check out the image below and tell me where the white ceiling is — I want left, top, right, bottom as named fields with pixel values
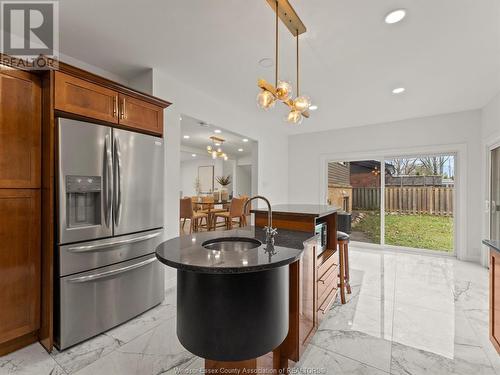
left=58, top=0, right=500, bottom=134
left=180, top=114, right=255, bottom=160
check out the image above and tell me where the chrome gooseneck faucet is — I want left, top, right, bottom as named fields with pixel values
left=243, top=195, right=278, bottom=247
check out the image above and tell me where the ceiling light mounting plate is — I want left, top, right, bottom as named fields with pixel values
left=265, top=0, right=306, bottom=36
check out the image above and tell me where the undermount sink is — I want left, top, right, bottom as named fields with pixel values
left=202, top=237, right=261, bottom=251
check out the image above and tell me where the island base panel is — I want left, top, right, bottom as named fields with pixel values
left=177, top=267, right=289, bottom=361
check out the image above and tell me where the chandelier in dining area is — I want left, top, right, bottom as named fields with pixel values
left=206, top=136, right=228, bottom=161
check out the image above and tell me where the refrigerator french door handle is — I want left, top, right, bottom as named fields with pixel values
left=67, top=257, right=156, bottom=283
left=67, top=231, right=160, bottom=253
left=113, top=133, right=123, bottom=226
left=103, top=134, right=113, bottom=227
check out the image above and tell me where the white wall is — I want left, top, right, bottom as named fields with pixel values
left=222, top=159, right=235, bottom=192
left=180, top=158, right=223, bottom=197
left=289, top=110, right=483, bottom=262
left=482, top=92, right=500, bottom=141
left=151, top=69, right=289, bottom=243
left=235, top=165, right=252, bottom=197
left=481, top=92, right=500, bottom=265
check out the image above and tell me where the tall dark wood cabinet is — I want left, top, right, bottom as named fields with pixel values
left=0, top=69, right=41, bottom=355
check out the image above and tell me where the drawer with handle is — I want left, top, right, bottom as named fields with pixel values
left=56, top=253, right=164, bottom=350
left=58, top=229, right=163, bottom=276
left=317, top=262, right=338, bottom=305
left=317, top=250, right=338, bottom=280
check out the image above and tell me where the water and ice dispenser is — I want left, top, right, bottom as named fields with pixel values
left=65, top=175, right=102, bottom=228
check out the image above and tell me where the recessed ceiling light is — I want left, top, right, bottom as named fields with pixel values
left=309, top=105, right=318, bottom=111
left=392, top=87, right=406, bottom=94
left=258, top=58, right=274, bottom=68
left=242, top=138, right=249, bottom=142
left=191, top=154, right=196, bottom=157
left=214, top=129, right=222, bottom=134
left=183, top=135, right=190, bottom=139
left=385, top=9, right=406, bottom=24
left=238, top=148, right=243, bottom=152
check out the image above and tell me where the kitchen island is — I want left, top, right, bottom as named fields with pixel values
left=251, top=204, right=340, bottom=368
left=483, top=239, right=500, bottom=354
left=156, top=226, right=303, bottom=370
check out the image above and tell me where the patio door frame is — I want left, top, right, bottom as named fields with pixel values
left=483, top=136, right=500, bottom=267
left=319, top=143, right=467, bottom=260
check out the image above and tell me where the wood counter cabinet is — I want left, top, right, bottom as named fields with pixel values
left=483, top=240, right=500, bottom=354
left=251, top=205, right=339, bottom=367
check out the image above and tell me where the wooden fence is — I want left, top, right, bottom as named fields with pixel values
left=352, top=187, right=454, bottom=216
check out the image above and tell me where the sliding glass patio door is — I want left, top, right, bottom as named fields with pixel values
left=327, top=160, right=381, bottom=245
left=326, top=153, right=456, bottom=253
left=383, top=155, right=455, bottom=253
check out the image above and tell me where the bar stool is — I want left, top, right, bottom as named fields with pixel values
left=337, top=231, right=351, bottom=304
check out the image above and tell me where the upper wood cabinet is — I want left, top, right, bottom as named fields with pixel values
left=118, top=94, right=164, bottom=135
left=54, top=71, right=167, bottom=136
left=0, top=70, right=41, bottom=188
left=0, top=189, right=41, bottom=346
left=54, top=71, right=118, bottom=124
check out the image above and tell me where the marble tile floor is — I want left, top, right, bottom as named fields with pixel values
left=1, top=247, right=498, bottom=375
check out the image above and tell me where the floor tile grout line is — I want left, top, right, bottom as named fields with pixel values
left=52, top=301, right=177, bottom=375
left=388, top=251, right=399, bottom=374
left=307, top=342, right=391, bottom=374
left=461, top=307, right=500, bottom=374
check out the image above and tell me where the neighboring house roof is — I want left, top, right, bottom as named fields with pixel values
left=350, top=160, right=395, bottom=175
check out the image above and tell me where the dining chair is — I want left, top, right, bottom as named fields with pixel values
left=180, top=197, right=208, bottom=234
left=213, top=197, right=246, bottom=230
left=191, top=196, right=200, bottom=212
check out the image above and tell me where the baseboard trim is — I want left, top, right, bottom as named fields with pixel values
left=0, top=331, right=38, bottom=356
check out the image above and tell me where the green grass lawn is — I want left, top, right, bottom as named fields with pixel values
left=353, top=212, right=454, bottom=252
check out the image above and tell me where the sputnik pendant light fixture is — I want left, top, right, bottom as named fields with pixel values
left=256, top=0, right=312, bottom=124
left=206, top=136, right=228, bottom=161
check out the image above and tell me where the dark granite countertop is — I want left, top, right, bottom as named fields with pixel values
left=155, top=226, right=304, bottom=274
left=251, top=204, right=339, bottom=218
left=483, top=239, right=500, bottom=253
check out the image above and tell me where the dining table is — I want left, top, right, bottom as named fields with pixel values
left=192, top=200, right=231, bottom=230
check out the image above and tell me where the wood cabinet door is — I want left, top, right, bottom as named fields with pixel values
left=118, top=94, right=163, bottom=136
left=54, top=71, right=118, bottom=124
left=0, top=189, right=40, bottom=344
left=0, top=70, right=41, bottom=188
left=491, top=250, right=500, bottom=353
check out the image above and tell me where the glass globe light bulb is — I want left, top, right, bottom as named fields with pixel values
left=223, top=155, right=228, bottom=161
left=293, top=96, right=311, bottom=113
left=207, top=145, right=212, bottom=152
left=217, top=148, right=221, bottom=153
left=212, top=151, right=217, bottom=159
left=287, top=109, right=303, bottom=125
left=256, top=89, right=276, bottom=110
left=276, top=80, right=293, bottom=101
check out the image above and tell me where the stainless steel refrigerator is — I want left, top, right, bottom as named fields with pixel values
left=55, top=118, right=165, bottom=350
